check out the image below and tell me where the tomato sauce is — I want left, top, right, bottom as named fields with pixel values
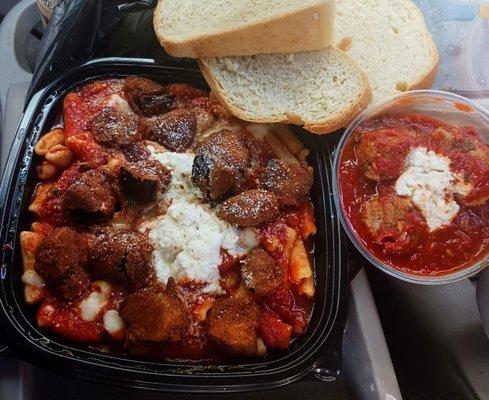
left=339, top=114, right=489, bottom=276
left=37, top=287, right=124, bottom=342
left=40, top=163, right=83, bottom=226
left=259, top=205, right=314, bottom=335
left=26, top=77, right=317, bottom=361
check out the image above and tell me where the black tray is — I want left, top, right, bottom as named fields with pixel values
left=0, top=58, right=349, bottom=393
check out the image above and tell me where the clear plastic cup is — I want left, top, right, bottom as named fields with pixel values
left=333, top=90, right=489, bottom=284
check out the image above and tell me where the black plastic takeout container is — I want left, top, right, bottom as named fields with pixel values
left=0, top=58, right=349, bottom=392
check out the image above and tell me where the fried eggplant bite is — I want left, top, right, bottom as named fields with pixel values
left=240, top=248, right=283, bottom=296
left=219, top=189, right=280, bottom=227
left=88, top=228, right=155, bottom=290
left=123, top=76, right=177, bottom=117
left=192, top=129, right=250, bottom=200
left=208, top=297, right=261, bottom=356
left=62, top=167, right=119, bottom=222
left=119, top=160, right=171, bottom=205
left=90, top=107, right=142, bottom=147
left=34, top=227, right=91, bottom=300
left=261, top=159, right=313, bottom=207
left=120, top=278, right=189, bottom=343
left=144, top=108, right=197, bottom=152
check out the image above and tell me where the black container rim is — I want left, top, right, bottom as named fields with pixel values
left=0, top=57, right=349, bottom=393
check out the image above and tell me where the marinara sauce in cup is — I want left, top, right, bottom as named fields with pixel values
left=333, top=90, right=489, bottom=284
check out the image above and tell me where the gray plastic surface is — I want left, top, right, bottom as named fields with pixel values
left=343, top=269, right=402, bottom=400
left=477, top=269, right=489, bottom=339
left=0, top=0, right=37, bottom=175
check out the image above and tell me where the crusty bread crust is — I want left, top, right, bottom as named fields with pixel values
left=198, top=51, right=372, bottom=135
left=154, top=0, right=335, bottom=58
left=405, top=4, right=440, bottom=92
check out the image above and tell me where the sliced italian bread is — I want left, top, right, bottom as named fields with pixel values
left=154, top=0, right=336, bottom=58
left=335, top=0, right=439, bottom=102
left=199, top=48, right=372, bottom=134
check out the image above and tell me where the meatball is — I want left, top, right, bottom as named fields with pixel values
left=144, top=109, right=197, bottom=152
left=119, top=160, right=171, bottom=205
left=90, top=107, right=141, bottom=147
left=34, top=227, right=91, bottom=300
left=208, top=297, right=259, bottom=356
left=356, top=128, right=419, bottom=181
left=89, top=229, right=155, bottom=290
left=241, top=248, right=283, bottom=296
left=219, top=189, right=279, bottom=227
left=123, top=77, right=176, bottom=117
left=62, top=168, right=118, bottom=222
left=362, top=190, right=426, bottom=255
left=193, top=130, right=250, bottom=200
left=261, top=159, right=313, bottom=207
left=429, top=126, right=489, bottom=206
left=120, top=278, right=188, bottom=342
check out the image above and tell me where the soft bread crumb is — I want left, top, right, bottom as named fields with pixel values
left=199, top=48, right=371, bottom=134
left=334, top=0, right=439, bottom=102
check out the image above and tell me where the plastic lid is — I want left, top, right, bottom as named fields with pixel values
left=481, top=3, right=489, bottom=19
left=416, top=0, right=489, bottom=109
left=461, top=8, right=489, bottom=93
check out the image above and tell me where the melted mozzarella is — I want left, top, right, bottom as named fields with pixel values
left=106, top=94, right=132, bottom=113
left=21, top=270, right=45, bottom=287
left=238, top=228, right=260, bottom=251
left=395, top=147, right=471, bottom=231
left=79, top=291, right=108, bottom=322
left=103, top=310, right=124, bottom=334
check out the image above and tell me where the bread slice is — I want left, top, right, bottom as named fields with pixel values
left=199, top=48, right=371, bottom=134
left=335, top=0, right=439, bottom=102
left=154, top=0, right=336, bottom=58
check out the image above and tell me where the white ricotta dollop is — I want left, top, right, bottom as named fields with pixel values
left=143, top=145, right=256, bottom=293
left=147, top=146, right=202, bottom=206
left=395, top=147, right=470, bottom=231
left=146, top=202, right=245, bottom=294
